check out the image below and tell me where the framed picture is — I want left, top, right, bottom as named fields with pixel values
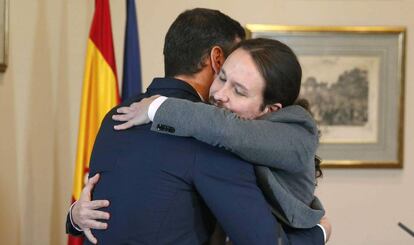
left=246, top=25, right=406, bottom=168
left=0, top=0, right=8, bottom=72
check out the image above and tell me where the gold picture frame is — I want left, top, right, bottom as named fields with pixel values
left=0, top=0, right=8, bottom=72
left=246, top=25, right=406, bottom=168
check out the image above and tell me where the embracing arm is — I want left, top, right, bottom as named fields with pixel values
left=151, top=98, right=318, bottom=172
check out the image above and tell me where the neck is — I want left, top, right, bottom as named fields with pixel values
left=174, top=73, right=212, bottom=101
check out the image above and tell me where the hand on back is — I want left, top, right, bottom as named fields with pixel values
left=71, top=173, right=110, bottom=244
left=113, top=95, right=160, bottom=130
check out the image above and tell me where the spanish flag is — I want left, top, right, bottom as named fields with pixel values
left=69, top=0, right=120, bottom=244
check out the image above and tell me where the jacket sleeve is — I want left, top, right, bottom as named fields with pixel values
left=285, top=225, right=325, bottom=245
left=65, top=212, right=83, bottom=236
left=151, top=98, right=318, bottom=173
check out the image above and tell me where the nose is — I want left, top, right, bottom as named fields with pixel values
left=212, top=86, right=229, bottom=105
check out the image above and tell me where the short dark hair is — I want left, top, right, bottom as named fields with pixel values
left=163, top=8, right=245, bottom=77
left=234, top=38, right=302, bottom=108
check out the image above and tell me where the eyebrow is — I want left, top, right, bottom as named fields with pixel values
left=221, top=68, right=248, bottom=92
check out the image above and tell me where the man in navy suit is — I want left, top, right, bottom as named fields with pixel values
left=66, top=8, right=329, bottom=245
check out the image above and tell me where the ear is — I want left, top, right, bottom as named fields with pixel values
left=264, top=103, right=283, bottom=113
left=210, top=46, right=225, bottom=74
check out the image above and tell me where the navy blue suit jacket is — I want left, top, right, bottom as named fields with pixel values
left=75, top=77, right=324, bottom=245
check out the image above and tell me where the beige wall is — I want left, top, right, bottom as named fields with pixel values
left=0, top=0, right=412, bottom=244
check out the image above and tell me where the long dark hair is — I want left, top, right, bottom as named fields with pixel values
left=294, top=98, right=323, bottom=180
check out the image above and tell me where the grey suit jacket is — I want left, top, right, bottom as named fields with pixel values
left=150, top=98, right=325, bottom=228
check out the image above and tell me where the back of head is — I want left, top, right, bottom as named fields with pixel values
left=163, top=8, right=245, bottom=77
left=234, top=38, right=302, bottom=108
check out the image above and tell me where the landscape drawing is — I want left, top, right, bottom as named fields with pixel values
left=299, top=55, right=380, bottom=143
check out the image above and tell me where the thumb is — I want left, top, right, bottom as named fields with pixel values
left=88, top=173, right=100, bottom=186
left=81, top=173, right=100, bottom=199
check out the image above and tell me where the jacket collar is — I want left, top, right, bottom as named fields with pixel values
left=146, top=77, right=202, bottom=102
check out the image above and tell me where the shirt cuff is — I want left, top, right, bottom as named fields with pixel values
left=148, top=96, right=168, bottom=121
left=316, top=224, right=327, bottom=243
left=69, top=201, right=83, bottom=232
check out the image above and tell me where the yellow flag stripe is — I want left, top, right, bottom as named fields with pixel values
left=72, top=39, right=119, bottom=200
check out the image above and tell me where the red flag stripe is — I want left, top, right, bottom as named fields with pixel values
left=90, top=0, right=118, bottom=80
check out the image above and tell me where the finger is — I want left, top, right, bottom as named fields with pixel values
left=85, top=219, right=108, bottom=230
left=83, top=174, right=100, bottom=194
left=88, top=173, right=100, bottom=185
left=81, top=176, right=100, bottom=199
left=114, top=121, right=135, bottom=130
left=112, top=113, right=134, bottom=122
left=80, top=188, right=93, bottom=201
left=116, top=106, right=131, bottom=114
left=112, top=114, right=123, bottom=121
left=87, top=199, right=110, bottom=209
left=130, top=102, right=140, bottom=108
left=84, top=229, right=98, bottom=244
left=86, top=210, right=111, bottom=220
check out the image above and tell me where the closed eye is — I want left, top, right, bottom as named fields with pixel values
left=234, top=87, right=246, bottom=96
left=219, top=69, right=227, bottom=82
